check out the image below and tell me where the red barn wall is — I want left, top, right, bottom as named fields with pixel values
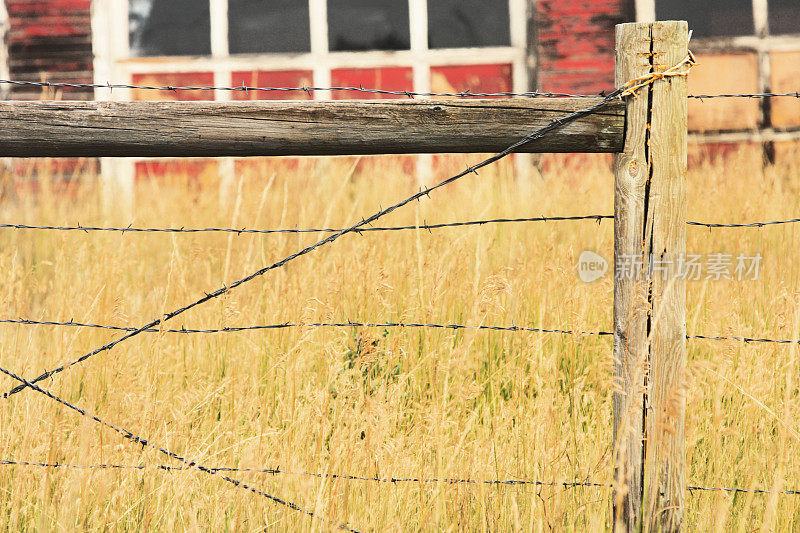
left=2, top=0, right=627, bottom=99
left=534, top=0, right=627, bottom=94
left=6, top=0, right=94, bottom=100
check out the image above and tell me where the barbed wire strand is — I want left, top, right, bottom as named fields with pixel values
left=0, top=365, right=358, bottom=532
left=689, top=92, right=800, bottom=99
left=686, top=218, right=800, bottom=228
left=4, top=317, right=799, bottom=345
left=4, top=216, right=800, bottom=236
left=0, top=78, right=597, bottom=98
left=685, top=485, right=800, bottom=495
left=0, top=318, right=604, bottom=337
left=1, top=89, right=625, bottom=401
left=2, top=459, right=798, bottom=496
left=1, top=78, right=797, bottom=100
left=0, top=459, right=604, bottom=488
left=689, top=333, right=800, bottom=344
left=0, top=216, right=613, bottom=236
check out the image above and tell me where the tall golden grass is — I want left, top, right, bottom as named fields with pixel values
left=0, top=147, right=798, bottom=530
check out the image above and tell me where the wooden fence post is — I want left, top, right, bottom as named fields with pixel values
left=613, top=21, right=688, bottom=532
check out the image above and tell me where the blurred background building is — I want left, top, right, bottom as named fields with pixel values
left=0, top=0, right=799, bottom=163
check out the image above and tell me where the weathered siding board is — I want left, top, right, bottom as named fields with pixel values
left=6, top=0, right=93, bottom=100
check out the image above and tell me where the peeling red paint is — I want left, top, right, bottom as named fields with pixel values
left=134, top=160, right=220, bottom=183
left=131, top=72, right=215, bottom=101
left=331, top=67, right=413, bottom=99
left=430, top=64, right=512, bottom=96
left=535, top=0, right=623, bottom=94
left=231, top=70, right=314, bottom=100
left=6, top=0, right=93, bottom=100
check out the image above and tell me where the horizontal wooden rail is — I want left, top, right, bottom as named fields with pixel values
left=0, top=98, right=624, bottom=158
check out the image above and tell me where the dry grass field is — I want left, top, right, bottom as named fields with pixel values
left=0, top=147, right=799, bottom=531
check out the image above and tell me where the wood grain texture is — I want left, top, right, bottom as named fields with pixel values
left=0, top=98, right=624, bottom=158
left=642, top=20, right=688, bottom=533
left=613, top=21, right=688, bottom=533
left=612, top=22, right=652, bottom=533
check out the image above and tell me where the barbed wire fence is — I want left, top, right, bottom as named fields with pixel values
left=1, top=78, right=799, bottom=100
left=2, top=215, right=800, bottom=235
left=2, top=317, right=800, bottom=345
left=3, top=458, right=800, bottom=496
left=0, top=72, right=799, bottom=528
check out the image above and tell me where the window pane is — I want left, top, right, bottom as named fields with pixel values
left=431, top=64, right=512, bottom=96
left=655, top=0, right=753, bottom=38
left=769, top=0, right=800, bottom=35
left=428, top=0, right=510, bottom=49
left=229, top=0, right=311, bottom=54
left=327, top=0, right=409, bottom=51
left=331, top=67, right=413, bottom=98
left=231, top=70, right=314, bottom=99
left=131, top=72, right=215, bottom=100
left=129, top=0, right=210, bottom=56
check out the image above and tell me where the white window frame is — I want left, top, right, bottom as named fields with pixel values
left=0, top=0, right=9, bottom=100
left=91, top=0, right=530, bottom=200
left=92, top=0, right=529, bottom=102
left=635, top=0, right=800, bottom=48
left=637, top=0, right=800, bottom=144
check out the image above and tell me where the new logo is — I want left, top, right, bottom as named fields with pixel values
left=577, top=250, right=608, bottom=283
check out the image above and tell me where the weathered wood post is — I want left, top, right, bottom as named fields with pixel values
left=613, top=21, right=688, bottom=532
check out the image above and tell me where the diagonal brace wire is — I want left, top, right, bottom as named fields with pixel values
left=0, top=364, right=359, bottom=532
left=1, top=89, right=625, bottom=400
